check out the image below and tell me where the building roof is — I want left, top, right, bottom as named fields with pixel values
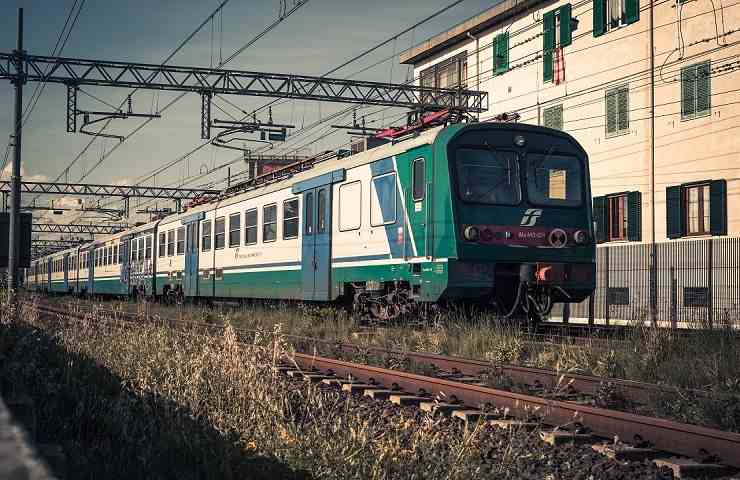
left=399, top=0, right=546, bottom=65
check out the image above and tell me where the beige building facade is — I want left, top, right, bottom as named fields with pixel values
left=401, top=0, right=740, bottom=244
left=400, top=0, right=740, bottom=325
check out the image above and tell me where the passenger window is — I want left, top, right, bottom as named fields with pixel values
left=167, top=230, right=175, bottom=256
left=215, top=217, right=225, bottom=249
left=159, top=233, right=166, bottom=257
left=263, top=204, right=277, bottom=242
left=145, top=236, right=152, bottom=260
left=229, top=213, right=241, bottom=247
left=339, top=181, right=362, bottom=231
left=283, top=199, right=299, bottom=239
left=305, top=192, right=314, bottom=235
left=412, top=158, right=425, bottom=201
left=371, top=173, right=397, bottom=226
left=245, top=209, right=258, bottom=245
left=317, top=189, right=327, bottom=233
left=176, top=227, right=185, bottom=255
left=138, top=238, right=145, bottom=261
left=201, top=220, right=212, bottom=251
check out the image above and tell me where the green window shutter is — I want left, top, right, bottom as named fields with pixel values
left=543, top=10, right=555, bottom=82
left=627, top=191, right=642, bottom=241
left=624, top=0, right=640, bottom=24
left=593, top=0, right=606, bottom=37
left=681, top=66, right=696, bottom=119
left=617, top=87, right=629, bottom=132
left=709, top=179, right=727, bottom=236
left=605, top=90, right=617, bottom=135
left=559, top=4, right=573, bottom=46
left=495, top=32, right=509, bottom=74
left=666, top=185, right=685, bottom=239
left=593, top=196, right=607, bottom=243
left=696, top=61, right=711, bottom=115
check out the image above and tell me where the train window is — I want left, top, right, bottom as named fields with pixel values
left=167, top=230, right=175, bottom=256
left=371, top=173, right=397, bottom=226
left=158, top=233, right=166, bottom=258
left=526, top=153, right=582, bottom=207
left=145, top=236, right=152, bottom=260
left=339, top=181, right=362, bottom=231
left=229, top=213, right=241, bottom=247
left=176, top=227, right=185, bottom=255
left=412, top=158, right=425, bottom=201
left=317, top=189, right=327, bottom=233
left=456, top=149, right=521, bottom=205
left=114, top=245, right=119, bottom=265
left=245, top=209, right=258, bottom=245
left=109, top=246, right=114, bottom=265
left=215, top=217, right=225, bottom=249
left=283, top=199, right=299, bottom=239
left=305, top=192, right=314, bottom=235
left=202, top=219, right=212, bottom=251
left=263, top=204, right=277, bottom=242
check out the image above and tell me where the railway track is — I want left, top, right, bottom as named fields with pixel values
left=25, top=298, right=740, bottom=476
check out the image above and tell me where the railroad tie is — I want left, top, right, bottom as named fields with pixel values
left=653, top=458, right=736, bottom=479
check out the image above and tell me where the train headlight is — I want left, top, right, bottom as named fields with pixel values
left=513, top=135, right=526, bottom=147
left=463, top=226, right=480, bottom=242
left=573, top=230, right=589, bottom=245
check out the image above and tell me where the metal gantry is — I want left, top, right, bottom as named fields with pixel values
left=0, top=181, right=220, bottom=200
left=0, top=53, right=489, bottom=113
left=33, top=223, right=127, bottom=235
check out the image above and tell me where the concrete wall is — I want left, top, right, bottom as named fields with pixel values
left=408, top=0, right=740, bottom=243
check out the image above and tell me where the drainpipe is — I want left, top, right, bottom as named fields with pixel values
left=467, top=31, right=481, bottom=121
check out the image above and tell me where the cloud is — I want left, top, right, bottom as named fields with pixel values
left=1, top=162, right=50, bottom=183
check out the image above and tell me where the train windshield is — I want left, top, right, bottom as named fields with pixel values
left=526, top=152, right=583, bottom=207
left=456, top=148, right=521, bottom=205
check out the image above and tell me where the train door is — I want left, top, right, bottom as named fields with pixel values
left=301, top=185, right=332, bottom=301
left=63, top=254, right=69, bottom=292
left=398, top=148, right=431, bottom=264
left=87, top=248, right=95, bottom=295
left=183, top=221, right=199, bottom=297
left=120, top=236, right=130, bottom=294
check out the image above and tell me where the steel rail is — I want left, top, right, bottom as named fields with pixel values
left=292, top=352, right=740, bottom=468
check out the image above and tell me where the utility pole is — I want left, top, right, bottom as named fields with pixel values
left=649, top=0, right=657, bottom=326
left=7, top=8, right=24, bottom=306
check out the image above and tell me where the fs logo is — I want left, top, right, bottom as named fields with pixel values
left=520, top=208, right=543, bottom=227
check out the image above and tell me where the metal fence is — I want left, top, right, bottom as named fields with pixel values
left=555, top=236, right=740, bottom=329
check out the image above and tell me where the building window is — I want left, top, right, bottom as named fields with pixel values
left=607, top=287, right=630, bottom=305
left=245, top=209, right=258, bottom=245
left=606, top=86, right=629, bottom=137
left=283, top=199, right=299, bottom=239
left=667, top=180, right=726, bottom=239
left=145, top=236, right=152, bottom=260
left=681, top=62, right=711, bottom=120
left=685, top=183, right=710, bottom=236
left=542, top=4, right=572, bottom=83
left=593, top=191, right=641, bottom=243
left=420, top=51, right=468, bottom=89
left=229, top=213, right=241, bottom=247
left=176, top=227, right=185, bottom=255
left=215, top=217, right=225, bottom=249
left=167, top=230, right=175, bottom=256
left=684, top=287, right=709, bottom=307
left=263, top=204, right=277, bottom=242
left=608, top=194, right=627, bottom=241
left=412, top=158, right=425, bottom=201
left=593, top=0, right=639, bottom=37
left=493, top=32, right=509, bottom=75
left=543, top=104, right=563, bottom=130
left=201, top=219, right=212, bottom=252
left=158, top=233, right=166, bottom=258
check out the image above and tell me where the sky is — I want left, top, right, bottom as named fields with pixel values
left=0, top=0, right=496, bottom=229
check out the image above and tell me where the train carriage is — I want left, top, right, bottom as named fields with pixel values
left=31, top=121, right=596, bottom=321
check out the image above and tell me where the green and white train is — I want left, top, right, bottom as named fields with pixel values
left=27, top=122, right=596, bottom=320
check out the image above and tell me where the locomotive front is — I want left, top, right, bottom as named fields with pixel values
left=440, top=123, right=596, bottom=321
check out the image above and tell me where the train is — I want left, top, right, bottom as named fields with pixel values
left=27, top=121, right=596, bottom=321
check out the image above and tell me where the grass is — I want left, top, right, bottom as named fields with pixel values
left=40, top=294, right=740, bottom=432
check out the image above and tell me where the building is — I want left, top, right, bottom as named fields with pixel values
left=399, top=0, right=740, bottom=326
